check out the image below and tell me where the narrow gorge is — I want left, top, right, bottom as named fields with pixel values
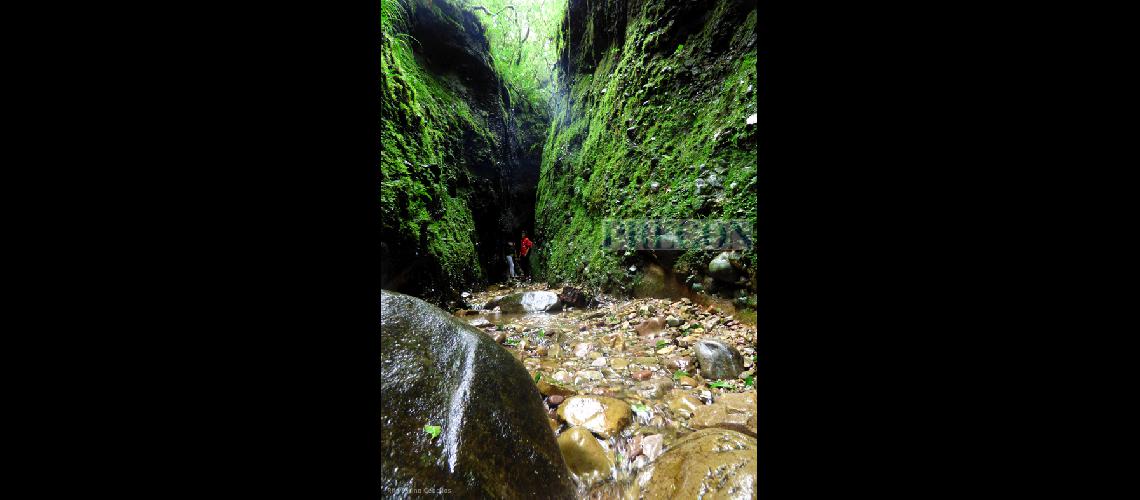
left=381, top=0, right=759, bottom=497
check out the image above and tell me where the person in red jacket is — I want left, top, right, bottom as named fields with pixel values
left=519, top=231, right=534, bottom=279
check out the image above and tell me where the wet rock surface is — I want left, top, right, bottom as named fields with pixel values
left=638, top=428, right=758, bottom=499
left=691, top=391, right=757, bottom=437
left=379, top=290, right=575, bottom=499
left=557, top=427, right=614, bottom=478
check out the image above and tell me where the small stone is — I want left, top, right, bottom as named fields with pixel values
left=468, top=318, right=492, bottom=328
left=493, top=332, right=507, bottom=344
left=592, top=357, right=608, bottom=367
left=678, top=376, right=699, bottom=387
left=577, top=370, right=604, bottom=381
left=655, top=345, right=675, bottom=355
left=640, top=434, right=665, bottom=461
left=574, top=343, right=592, bottom=358
left=632, top=370, right=652, bottom=381
left=548, top=345, right=562, bottom=358
left=610, top=358, right=629, bottom=369
left=665, top=315, right=682, bottom=327
left=548, top=394, right=565, bottom=406
left=589, top=351, right=602, bottom=360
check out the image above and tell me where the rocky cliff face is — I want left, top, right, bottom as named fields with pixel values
left=380, top=0, right=547, bottom=304
left=534, top=0, right=758, bottom=303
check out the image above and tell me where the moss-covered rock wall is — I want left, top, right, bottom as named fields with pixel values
left=381, top=0, right=548, bottom=304
left=534, top=0, right=758, bottom=300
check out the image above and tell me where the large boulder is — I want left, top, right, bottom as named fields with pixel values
left=694, top=338, right=746, bottom=380
left=380, top=290, right=575, bottom=499
left=637, top=428, right=758, bottom=499
left=488, top=291, right=562, bottom=313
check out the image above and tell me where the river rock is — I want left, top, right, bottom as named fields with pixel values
left=640, top=433, right=665, bottom=461
left=491, top=291, right=563, bottom=313
left=690, top=391, right=757, bottom=437
left=557, top=427, right=613, bottom=477
left=635, top=317, right=666, bottom=336
left=694, top=338, right=745, bottom=380
left=637, top=428, right=758, bottom=499
left=667, top=392, right=703, bottom=418
left=556, top=396, right=632, bottom=438
left=707, top=252, right=739, bottom=283
left=379, top=290, right=574, bottom=499
left=468, top=317, right=491, bottom=328
left=537, top=379, right=578, bottom=397
left=558, top=286, right=592, bottom=308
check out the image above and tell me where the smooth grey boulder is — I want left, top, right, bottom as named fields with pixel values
left=693, top=338, right=745, bottom=380
left=380, top=290, right=575, bottom=499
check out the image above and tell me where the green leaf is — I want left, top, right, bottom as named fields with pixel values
left=709, top=380, right=734, bottom=389
left=534, top=372, right=542, bottom=383
left=631, top=403, right=649, bottom=414
left=423, top=425, right=442, bottom=439
left=656, top=340, right=666, bottom=349
left=744, top=375, right=754, bottom=388
left=537, top=329, right=545, bottom=339
left=506, top=338, right=519, bottom=345
left=673, top=369, right=688, bottom=380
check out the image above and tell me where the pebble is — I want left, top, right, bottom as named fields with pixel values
left=632, top=370, right=652, bottom=381
left=574, top=343, right=592, bottom=358
left=591, top=357, right=608, bottom=367
left=548, top=394, right=565, bottom=406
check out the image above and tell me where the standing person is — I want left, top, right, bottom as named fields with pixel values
left=519, top=231, right=534, bottom=280
left=505, top=241, right=517, bottom=280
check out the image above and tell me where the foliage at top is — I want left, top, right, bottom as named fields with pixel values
left=460, top=0, right=564, bottom=107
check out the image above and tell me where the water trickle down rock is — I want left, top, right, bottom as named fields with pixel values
left=379, top=290, right=575, bottom=499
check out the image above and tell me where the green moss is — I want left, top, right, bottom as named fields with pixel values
left=381, top=0, right=511, bottom=299
left=534, top=0, right=758, bottom=295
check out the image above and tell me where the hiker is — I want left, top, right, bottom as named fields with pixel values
left=519, top=231, right=534, bottom=279
left=506, top=241, right=518, bottom=279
